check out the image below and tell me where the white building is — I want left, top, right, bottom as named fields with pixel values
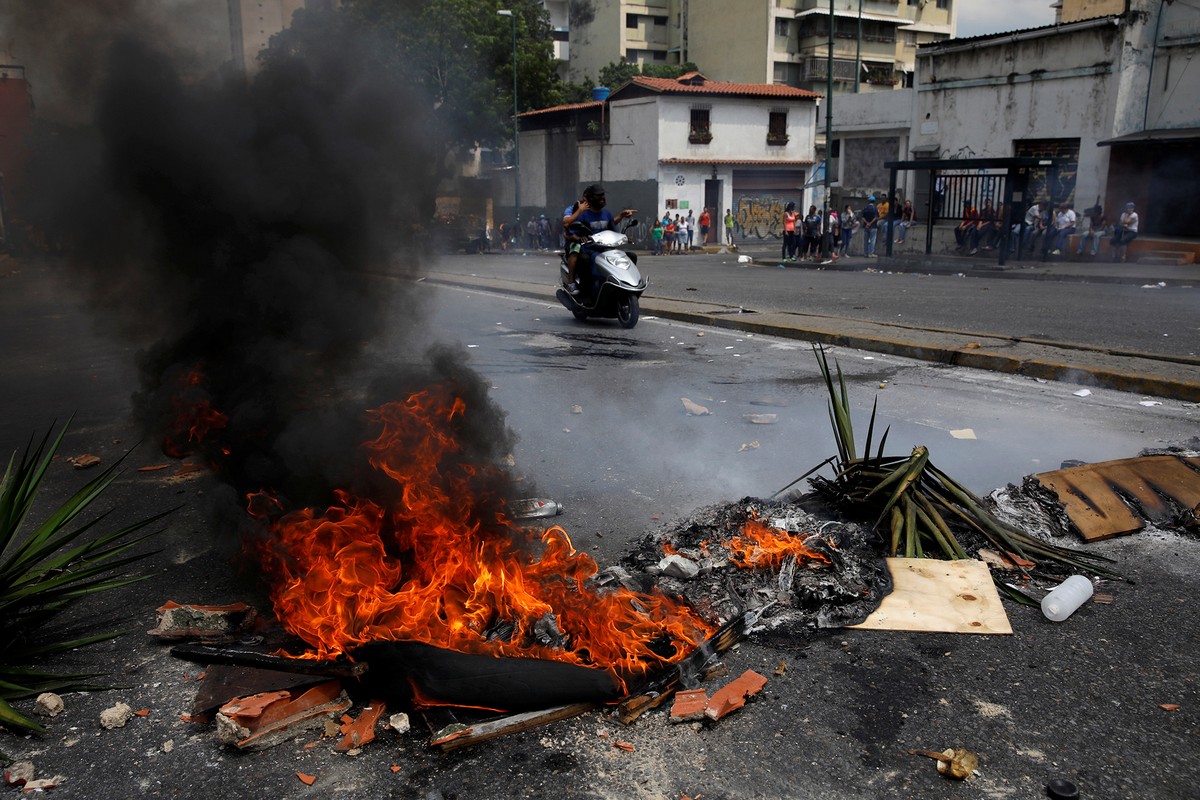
left=504, top=73, right=821, bottom=244
left=827, top=0, right=1200, bottom=239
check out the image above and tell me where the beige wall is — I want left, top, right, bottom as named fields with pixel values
left=1059, top=0, right=1127, bottom=24
left=687, top=0, right=771, bottom=82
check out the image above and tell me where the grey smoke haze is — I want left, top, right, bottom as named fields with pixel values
left=11, top=2, right=519, bottom=517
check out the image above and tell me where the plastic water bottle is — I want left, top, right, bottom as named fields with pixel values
left=511, top=498, right=563, bottom=519
left=1041, top=575, right=1094, bottom=622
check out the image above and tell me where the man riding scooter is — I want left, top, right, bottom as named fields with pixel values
left=561, top=184, right=636, bottom=295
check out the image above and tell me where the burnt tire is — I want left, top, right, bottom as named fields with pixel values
left=616, top=294, right=639, bottom=328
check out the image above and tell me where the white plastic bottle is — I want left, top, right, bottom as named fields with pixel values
left=1041, top=575, right=1094, bottom=622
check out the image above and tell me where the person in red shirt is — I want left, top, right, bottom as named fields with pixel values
left=954, top=200, right=979, bottom=255
left=699, top=208, right=711, bottom=244
left=664, top=217, right=676, bottom=256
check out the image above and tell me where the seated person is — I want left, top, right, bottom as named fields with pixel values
left=954, top=200, right=978, bottom=254
left=561, top=184, right=636, bottom=294
left=1075, top=205, right=1109, bottom=257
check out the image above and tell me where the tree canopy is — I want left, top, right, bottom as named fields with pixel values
left=594, top=60, right=701, bottom=92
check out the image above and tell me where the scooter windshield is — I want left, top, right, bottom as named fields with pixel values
left=589, top=230, right=628, bottom=247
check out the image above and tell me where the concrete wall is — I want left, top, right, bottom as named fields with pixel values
left=913, top=20, right=1126, bottom=206
left=1142, top=2, right=1200, bottom=131
left=686, top=0, right=771, bottom=83
left=829, top=89, right=914, bottom=202
left=568, top=0, right=623, bottom=83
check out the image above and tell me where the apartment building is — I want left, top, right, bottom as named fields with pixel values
left=569, top=0, right=956, bottom=93
left=228, top=0, right=339, bottom=74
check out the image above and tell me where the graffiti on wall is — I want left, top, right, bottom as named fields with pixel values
left=1015, top=139, right=1080, bottom=206
left=734, top=195, right=790, bottom=240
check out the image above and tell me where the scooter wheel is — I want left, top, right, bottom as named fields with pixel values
left=571, top=306, right=589, bottom=322
left=616, top=294, right=639, bottom=329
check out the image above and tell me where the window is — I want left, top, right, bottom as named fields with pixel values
left=767, top=111, right=788, bottom=146
left=937, top=0, right=948, bottom=7
left=775, top=19, right=790, bottom=38
left=626, top=13, right=638, bottom=28
left=652, top=49, right=666, bottom=61
left=903, top=31, right=917, bottom=46
left=652, top=15, right=668, bottom=25
left=689, top=108, right=711, bottom=144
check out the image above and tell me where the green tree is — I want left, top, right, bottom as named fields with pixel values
left=596, top=59, right=701, bottom=91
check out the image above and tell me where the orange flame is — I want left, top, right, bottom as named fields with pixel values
left=726, top=517, right=832, bottom=570
left=162, top=366, right=228, bottom=458
left=255, top=385, right=713, bottom=689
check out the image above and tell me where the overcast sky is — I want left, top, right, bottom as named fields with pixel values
left=956, top=0, right=1058, bottom=38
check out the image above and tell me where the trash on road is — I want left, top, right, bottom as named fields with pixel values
left=949, top=428, right=976, bottom=439
left=743, top=414, right=777, bottom=424
left=1041, top=575, right=1094, bottom=622
left=511, top=498, right=564, bottom=519
left=681, top=398, right=711, bottom=416
left=908, top=746, right=979, bottom=780
left=1073, top=389, right=1092, bottom=397
left=66, top=453, right=101, bottom=469
left=849, top=559, right=1011, bottom=635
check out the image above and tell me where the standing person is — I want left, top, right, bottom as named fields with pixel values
left=685, top=209, right=695, bottom=249
left=1075, top=204, right=1109, bottom=257
left=826, top=206, right=840, bottom=260
left=894, top=199, right=916, bottom=244
left=677, top=213, right=689, bottom=253
left=664, top=215, right=676, bottom=255
left=801, top=205, right=822, bottom=261
left=1110, top=202, right=1139, bottom=262
left=724, top=208, right=735, bottom=245
left=781, top=201, right=799, bottom=262
left=933, top=174, right=946, bottom=223
left=840, top=203, right=856, bottom=257
left=651, top=218, right=664, bottom=255
left=699, top=207, right=711, bottom=244
left=1049, top=202, right=1076, bottom=255
left=860, top=196, right=879, bottom=257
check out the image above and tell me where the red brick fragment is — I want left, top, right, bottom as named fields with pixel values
left=669, top=689, right=709, bottom=723
left=134, top=709, right=150, bottom=717
left=336, top=700, right=388, bottom=751
left=705, top=670, right=768, bottom=721
left=147, top=601, right=258, bottom=642
left=613, top=741, right=635, bottom=752
left=217, top=681, right=351, bottom=750
left=296, top=773, right=316, bottom=786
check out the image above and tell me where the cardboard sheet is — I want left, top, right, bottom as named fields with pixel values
left=848, top=558, right=1012, bottom=635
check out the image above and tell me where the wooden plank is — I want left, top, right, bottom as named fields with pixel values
left=848, top=558, right=1011, bottom=635
left=431, top=703, right=596, bottom=751
left=1036, top=455, right=1200, bottom=541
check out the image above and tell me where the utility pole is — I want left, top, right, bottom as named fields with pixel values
left=498, top=9, right=520, bottom=234
left=824, top=0, right=834, bottom=257
left=855, top=0, right=863, bottom=93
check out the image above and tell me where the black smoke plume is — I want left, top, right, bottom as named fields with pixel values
left=15, top=6, right=517, bottom=512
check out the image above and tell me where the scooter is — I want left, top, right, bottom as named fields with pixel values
left=556, top=220, right=647, bottom=329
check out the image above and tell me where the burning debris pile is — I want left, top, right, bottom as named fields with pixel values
left=619, top=499, right=892, bottom=632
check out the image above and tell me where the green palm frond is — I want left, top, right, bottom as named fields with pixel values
left=793, top=346, right=1122, bottom=585
left=0, top=420, right=172, bottom=733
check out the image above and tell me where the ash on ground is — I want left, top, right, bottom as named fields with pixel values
left=611, top=498, right=892, bottom=632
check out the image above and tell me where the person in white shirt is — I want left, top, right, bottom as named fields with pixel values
left=1110, top=202, right=1139, bottom=262
left=676, top=215, right=689, bottom=253
left=1049, top=202, right=1076, bottom=255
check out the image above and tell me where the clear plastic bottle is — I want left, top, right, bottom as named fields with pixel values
left=1041, top=575, right=1094, bottom=622
left=511, top=498, right=563, bottom=519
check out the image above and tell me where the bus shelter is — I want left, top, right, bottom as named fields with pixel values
left=882, top=157, right=1070, bottom=265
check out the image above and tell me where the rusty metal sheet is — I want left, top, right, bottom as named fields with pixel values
left=1035, top=455, right=1200, bottom=541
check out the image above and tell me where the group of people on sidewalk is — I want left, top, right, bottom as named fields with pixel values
left=1012, top=199, right=1140, bottom=262
left=650, top=207, right=736, bottom=255
left=775, top=193, right=917, bottom=263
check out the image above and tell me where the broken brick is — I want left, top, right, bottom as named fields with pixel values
left=669, top=689, right=709, bottom=724
left=704, top=670, right=768, bottom=721
left=296, top=773, right=317, bottom=786
left=613, top=741, right=635, bottom=752
left=147, top=601, right=258, bottom=643
left=336, top=701, right=387, bottom=751
left=216, top=681, right=351, bottom=751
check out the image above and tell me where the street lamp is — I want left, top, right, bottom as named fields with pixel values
left=498, top=9, right=520, bottom=237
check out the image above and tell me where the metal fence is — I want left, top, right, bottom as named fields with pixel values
left=932, top=171, right=1010, bottom=223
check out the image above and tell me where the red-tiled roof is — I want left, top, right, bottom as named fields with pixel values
left=621, top=75, right=821, bottom=100
left=517, top=100, right=604, bottom=118
left=660, top=158, right=815, bottom=166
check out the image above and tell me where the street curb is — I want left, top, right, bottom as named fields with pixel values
left=417, top=275, right=1200, bottom=403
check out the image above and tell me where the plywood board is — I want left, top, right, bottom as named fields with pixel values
left=848, top=558, right=1011, bottom=635
left=1035, top=455, right=1200, bottom=541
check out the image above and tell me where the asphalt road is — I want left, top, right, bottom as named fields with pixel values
left=1, top=257, right=1198, bottom=799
